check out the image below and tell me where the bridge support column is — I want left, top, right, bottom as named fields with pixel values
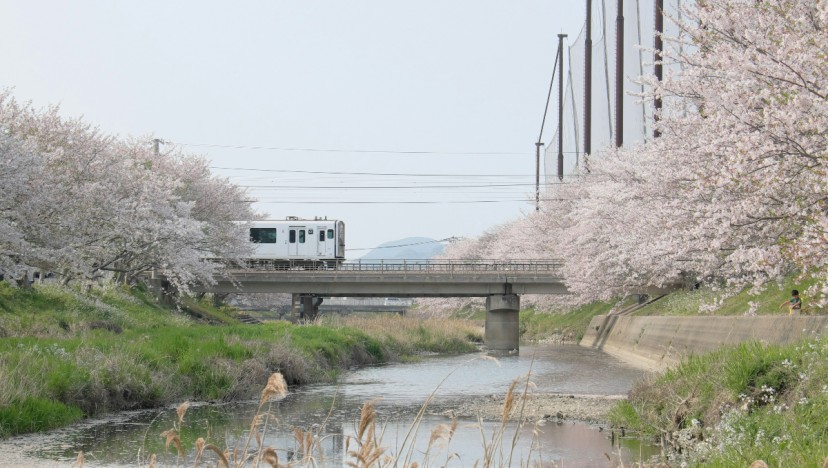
left=299, top=295, right=323, bottom=321
left=485, top=294, right=520, bottom=351
left=147, top=277, right=176, bottom=306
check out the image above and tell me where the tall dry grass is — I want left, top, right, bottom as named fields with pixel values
left=323, top=315, right=482, bottom=356
left=136, top=357, right=553, bottom=468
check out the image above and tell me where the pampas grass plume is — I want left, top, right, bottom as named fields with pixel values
left=260, top=447, right=279, bottom=467
left=73, top=450, right=84, bottom=467
left=260, top=372, right=288, bottom=406
left=161, top=428, right=184, bottom=456
left=176, top=401, right=190, bottom=425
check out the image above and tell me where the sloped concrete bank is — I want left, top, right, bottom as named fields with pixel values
left=580, top=315, right=828, bottom=371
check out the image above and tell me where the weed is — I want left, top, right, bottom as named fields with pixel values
left=0, top=397, right=83, bottom=437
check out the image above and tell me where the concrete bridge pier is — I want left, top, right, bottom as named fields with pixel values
left=484, top=294, right=520, bottom=351
left=294, top=294, right=323, bottom=321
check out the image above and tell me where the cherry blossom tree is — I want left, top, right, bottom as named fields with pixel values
left=0, top=133, right=42, bottom=281
left=435, top=0, right=828, bottom=309
left=0, top=92, right=257, bottom=291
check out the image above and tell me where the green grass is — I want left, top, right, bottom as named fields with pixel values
left=635, top=273, right=825, bottom=317
left=609, top=337, right=828, bottom=466
left=519, top=301, right=616, bottom=342
left=0, top=398, right=83, bottom=437
left=0, top=281, right=480, bottom=437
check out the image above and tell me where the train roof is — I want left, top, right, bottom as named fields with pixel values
left=240, top=218, right=342, bottom=224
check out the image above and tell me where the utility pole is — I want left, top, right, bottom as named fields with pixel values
left=615, top=0, right=624, bottom=148
left=557, top=33, right=567, bottom=182
left=653, top=0, right=664, bottom=139
left=584, top=0, right=593, bottom=170
left=535, top=142, right=543, bottom=211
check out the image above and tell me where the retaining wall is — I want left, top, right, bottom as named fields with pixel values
left=580, top=315, right=828, bottom=372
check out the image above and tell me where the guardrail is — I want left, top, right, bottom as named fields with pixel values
left=231, top=259, right=564, bottom=273
left=323, top=297, right=414, bottom=307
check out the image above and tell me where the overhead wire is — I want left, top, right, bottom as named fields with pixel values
left=237, top=182, right=551, bottom=189
left=211, top=166, right=542, bottom=177
left=347, top=237, right=462, bottom=252
left=174, top=141, right=526, bottom=156
left=171, top=134, right=581, bottom=207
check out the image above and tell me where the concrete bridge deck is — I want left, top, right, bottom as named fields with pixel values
left=183, top=259, right=568, bottom=351
left=199, top=259, right=567, bottom=297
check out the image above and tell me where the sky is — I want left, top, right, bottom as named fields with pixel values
left=1, top=1, right=585, bottom=256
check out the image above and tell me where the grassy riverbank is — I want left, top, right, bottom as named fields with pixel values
left=608, top=337, right=828, bottom=466
left=519, top=301, right=616, bottom=342
left=0, top=282, right=481, bottom=438
left=529, top=273, right=826, bottom=344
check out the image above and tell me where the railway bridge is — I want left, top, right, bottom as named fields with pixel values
left=191, top=259, right=568, bottom=351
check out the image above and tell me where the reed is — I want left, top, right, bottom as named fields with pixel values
left=323, top=315, right=481, bottom=356
left=139, top=360, right=554, bottom=467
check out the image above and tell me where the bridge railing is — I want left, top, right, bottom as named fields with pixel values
left=227, top=259, right=563, bottom=273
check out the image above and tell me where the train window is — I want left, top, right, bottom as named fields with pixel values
left=289, top=230, right=296, bottom=243
left=319, top=230, right=325, bottom=242
left=250, top=228, right=277, bottom=244
left=299, top=230, right=306, bottom=243
left=327, top=229, right=334, bottom=239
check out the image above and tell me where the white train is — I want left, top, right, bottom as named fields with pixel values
left=243, top=217, right=345, bottom=268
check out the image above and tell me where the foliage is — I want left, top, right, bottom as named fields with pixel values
left=0, top=92, right=257, bottom=293
left=435, top=0, right=828, bottom=309
left=320, top=314, right=481, bottom=358
left=0, top=397, right=83, bottom=437
left=639, top=273, right=826, bottom=317
left=610, top=337, right=828, bottom=466
left=0, top=283, right=481, bottom=438
left=519, top=301, right=615, bottom=341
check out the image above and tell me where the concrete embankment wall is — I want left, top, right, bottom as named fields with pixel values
left=580, top=315, right=828, bottom=372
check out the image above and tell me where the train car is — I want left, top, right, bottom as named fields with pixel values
left=244, top=217, right=345, bottom=268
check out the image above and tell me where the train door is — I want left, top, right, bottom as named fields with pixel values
left=336, top=220, right=345, bottom=258
left=316, top=225, right=327, bottom=257
left=288, top=225, right=303, bottom=257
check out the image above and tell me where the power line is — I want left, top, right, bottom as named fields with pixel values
left=238, top=182, right=547, bottom=189
left=347, top=237, right=461, bottom=252
left=212, top=166, right=581, bottom=179
left=211, top=166, right=540, bottom=178
left=246, top=199, right=532, bottom=204
left=175, top=141, right=526, bottom=156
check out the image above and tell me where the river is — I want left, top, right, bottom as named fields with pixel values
left=0, top=344, right=658, bottom=467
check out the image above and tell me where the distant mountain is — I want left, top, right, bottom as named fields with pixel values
left=357, top=237, right=444, bottom=261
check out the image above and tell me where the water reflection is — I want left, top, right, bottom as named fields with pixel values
left=1, top=345, right=658, bottom=467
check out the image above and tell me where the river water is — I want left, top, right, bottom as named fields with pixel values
left=0, top=344, right=658, bottom=467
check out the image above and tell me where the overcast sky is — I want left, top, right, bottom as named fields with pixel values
left=2, top=1, right=584, bottom=256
